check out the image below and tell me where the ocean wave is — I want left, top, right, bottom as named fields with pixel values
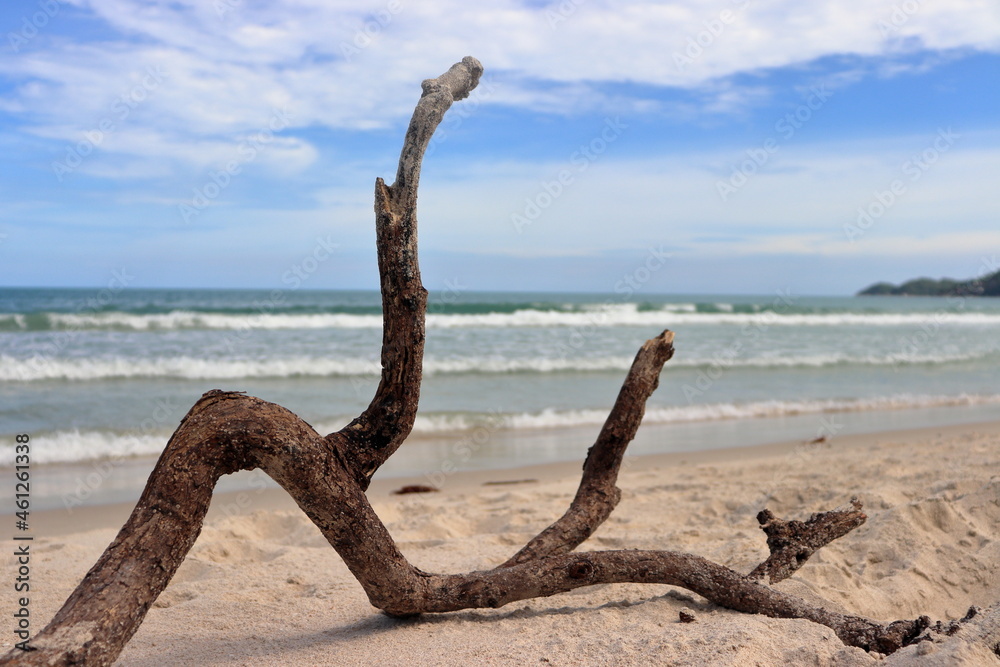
left=2, top=349, right=994, bottom=382
left=3, top=303, right=1000, bottom=332
left=11, top=393, right=1000, bottom=465
left=2, top=430, right=170, bottom=466
left=411, top=394, right=1000, bottom=432
left=0, top=355, right=631, bottom=381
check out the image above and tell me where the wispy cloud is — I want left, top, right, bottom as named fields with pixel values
left=4, top=0, right=999, bottom=177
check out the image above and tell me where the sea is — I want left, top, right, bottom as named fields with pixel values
left=3, top=287, right=999, bottom=509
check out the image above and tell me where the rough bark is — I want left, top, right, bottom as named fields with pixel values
left=749, top=497, right=867, bottom=584
left=502, top=330, right=674, bottom=567
left=885, top=604, right=1000, bottom=665
left=334, top=56, right=483, bottom=489
left=2, top=57, right=991, bottom=666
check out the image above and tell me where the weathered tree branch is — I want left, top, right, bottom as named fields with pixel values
left=749, top=497, right=867, bottom=583
left=502, top=330, right=674, bottom=567
left=891, top=604, right=1000, bottom=664
left=4, top=57, right=993, bottom=666
left=399, top=550, right=929, bottom=654
left=334, top=56, right=483, bottom=489
left=5, top=392, right=323, bottom=666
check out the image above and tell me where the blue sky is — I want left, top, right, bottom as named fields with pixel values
left=1, top=1, right=999, bottom=295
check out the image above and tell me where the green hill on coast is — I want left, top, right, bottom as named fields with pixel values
left=858, top=269, right=1000, bottom=296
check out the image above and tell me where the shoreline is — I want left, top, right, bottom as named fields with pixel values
left=14, top=400, right=1000, bottom=515
left=25, top=416, right=1000, bottom=537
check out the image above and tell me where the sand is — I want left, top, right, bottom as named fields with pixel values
left=4, top=421, right=999, bottom=665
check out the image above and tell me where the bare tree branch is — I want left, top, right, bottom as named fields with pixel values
left=502, top=330, right=674, bottom=567
left=749, top=497, right=867, bottom=584
left=335, top=56, right=483, bottom=488
left=889, top=604, right=1000, bottom=665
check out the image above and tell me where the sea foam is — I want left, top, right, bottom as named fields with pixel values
left=15, top=393, right=999, bottom=466
left=2, top=348, right=995, bottom=382
left=4, top=304, right=1000, bottom=332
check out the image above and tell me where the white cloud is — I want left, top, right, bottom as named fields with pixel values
left=6, top=0, right=1000, bottom=143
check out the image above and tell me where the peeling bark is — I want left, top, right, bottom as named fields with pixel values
left=2, top=57, right=992, bottom=666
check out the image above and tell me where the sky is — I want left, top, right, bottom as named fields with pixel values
left=1, top=0, right=999, bottom=296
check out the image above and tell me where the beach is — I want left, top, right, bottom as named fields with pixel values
left=5, top=420, right=998, bottom=665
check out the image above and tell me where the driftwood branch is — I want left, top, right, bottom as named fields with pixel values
left=894, top=604, right=1000, bottom=664
left=502, top=330, right=674, bottom=567
left=334, top=56, right=483, bottom=488
left=749, top=497, right=867, bottom=583
left=3, top=57, right=993, bottom=666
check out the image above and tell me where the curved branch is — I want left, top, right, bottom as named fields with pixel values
left=335, top=56, right=484, bottom=488
left=5, top=392, right=323, bottom=665
left=384, top=550, right=928, bottom=654
left=4, top=392, right=928, bottom=665
left=502, top=330, right=675, bottom=567
left=392, top=56, right=483, bottom=205
left=6, top=391, right=422, bottom=666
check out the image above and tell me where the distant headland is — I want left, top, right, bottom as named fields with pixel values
left=857, top=269, right=1000, bottom=296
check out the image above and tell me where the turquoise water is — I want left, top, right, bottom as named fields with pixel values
left=2, top=287, right=999, bottom=477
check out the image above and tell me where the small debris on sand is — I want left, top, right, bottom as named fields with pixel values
left=392, top=485, right=440, bottom=495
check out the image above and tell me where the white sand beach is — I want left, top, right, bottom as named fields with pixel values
left=5, top=421, right=999, bottom=665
